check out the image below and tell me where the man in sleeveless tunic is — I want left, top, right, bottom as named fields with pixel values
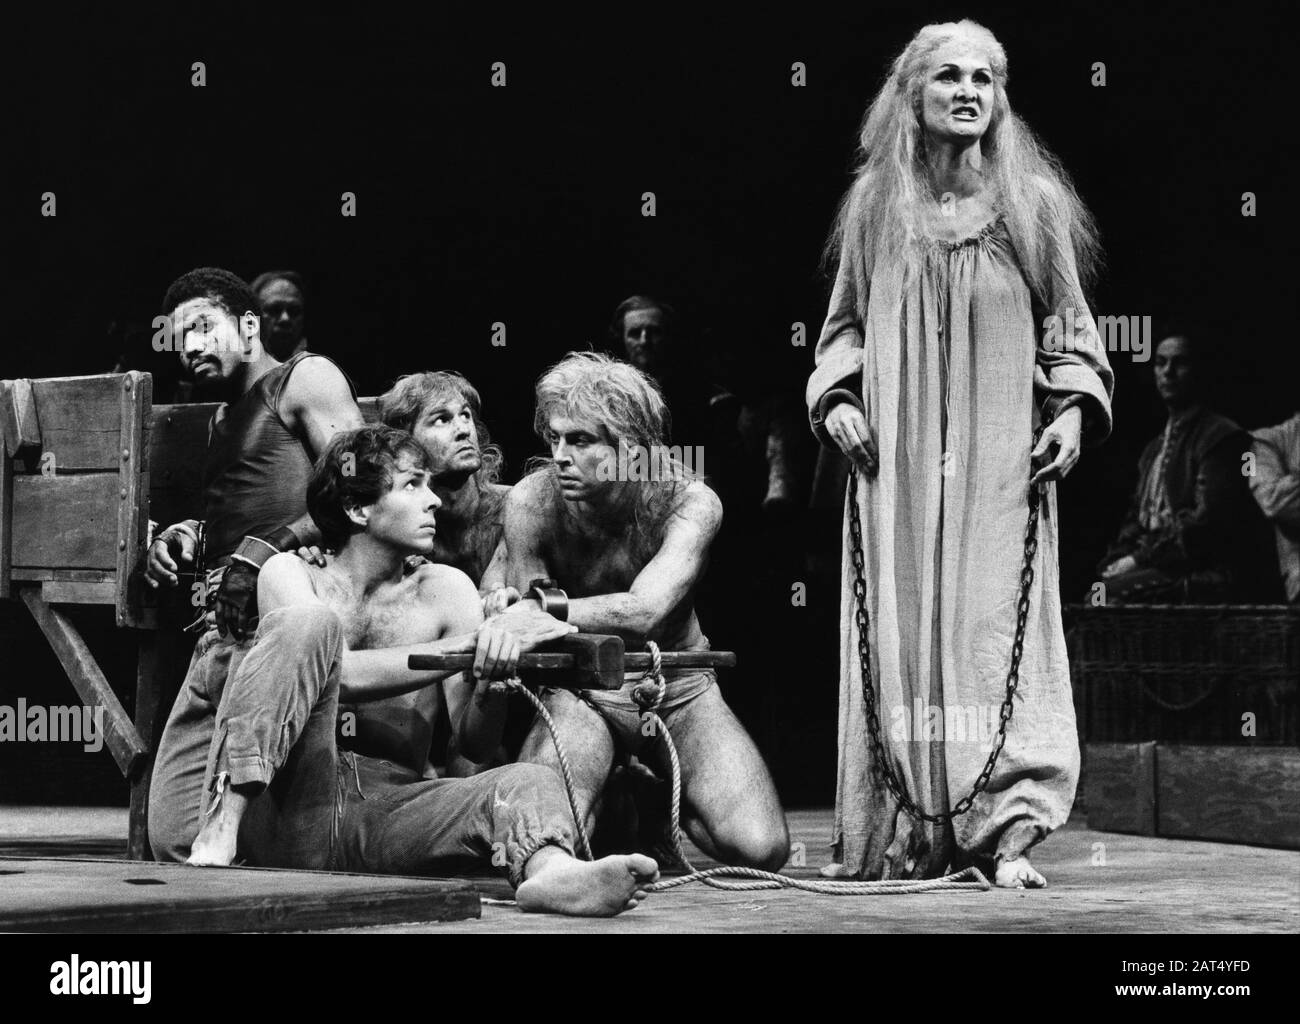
left=144, top=266, right=364, bottom=861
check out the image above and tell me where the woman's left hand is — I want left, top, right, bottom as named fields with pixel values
left=1029, top=406, right=1082, bottom=485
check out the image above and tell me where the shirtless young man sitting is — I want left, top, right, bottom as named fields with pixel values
left=183, top=424, right=658, bottom=916
left=505, top=352, right=790, bottom=871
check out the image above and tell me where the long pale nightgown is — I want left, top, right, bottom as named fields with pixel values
left=806, top=212, right=1113, bottom=878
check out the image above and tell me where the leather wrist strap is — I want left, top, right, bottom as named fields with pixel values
left=528, top=577, right=569, bottom=622
left=230, top=533, right=289, bottom=572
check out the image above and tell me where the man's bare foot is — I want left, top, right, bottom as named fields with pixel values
left=819, top=861, right=853, bottom=879
left=186, top=787, right=248, bottom=867
left=995, top=856, right=1046, bottom=889
left=516, top=847, right=659, bottom=916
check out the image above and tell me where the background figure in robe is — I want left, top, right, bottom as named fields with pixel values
left=806, top=19, right=1113, bottom=888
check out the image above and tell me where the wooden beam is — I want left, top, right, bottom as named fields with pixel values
left=0, top=379, right=42, bottom=459
left=0, top=452, right=11, bottom=600
left=0, top=858, right=481, bottom=932
left=41, top=581, right=116, bottom=604
left=116, top=372, right=150, bottom=627
left=18, top=587, right=148, bottom=779
left=12, top=568, right=116, bottom=583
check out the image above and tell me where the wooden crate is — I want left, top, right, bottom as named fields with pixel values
left=1069, top=604, right=1299, bottom=745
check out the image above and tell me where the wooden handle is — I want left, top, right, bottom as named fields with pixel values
left=406, top=633, right=736, bottom=689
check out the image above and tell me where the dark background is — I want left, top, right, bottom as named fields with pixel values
left=5, top=3, right=1292, bottom=805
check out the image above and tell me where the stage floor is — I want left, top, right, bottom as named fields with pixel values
left=1, top=806, right=1295, bottom=933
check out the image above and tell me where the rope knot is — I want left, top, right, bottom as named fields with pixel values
left=631, top=640, right=666, bottom=712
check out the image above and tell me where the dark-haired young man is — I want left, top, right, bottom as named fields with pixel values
left=145, top=266, right=364, bottom=860
left=180, top=425, right=658, bottom=915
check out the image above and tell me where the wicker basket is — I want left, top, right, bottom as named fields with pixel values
left=1066, top=604, right=1299, bottom=746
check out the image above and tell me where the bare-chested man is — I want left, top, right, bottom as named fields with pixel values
left=505, top=352, right=789, bottom=871
left=183, top=424, right=658, bottom=915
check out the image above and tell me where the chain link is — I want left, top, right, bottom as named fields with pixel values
left=846, top=428, right=1043, bottom=824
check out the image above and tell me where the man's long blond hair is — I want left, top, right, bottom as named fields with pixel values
left=531, top=352, right=694, bottom=559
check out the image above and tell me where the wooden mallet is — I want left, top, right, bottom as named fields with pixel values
left=407, top=633, right=736, bottom=689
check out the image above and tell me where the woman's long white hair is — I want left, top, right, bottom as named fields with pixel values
left=826, top=19, right=1102, bottom=308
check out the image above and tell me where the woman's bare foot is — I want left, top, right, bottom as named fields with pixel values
left=516, top=847, right=659, bottom=916
left=186, top=787, right=248, bottom=867
left=995, top=856, right=1046, bottom=889
left=819, top=861, right=853, bottom=879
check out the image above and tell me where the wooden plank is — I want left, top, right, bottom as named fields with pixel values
left=41, top=580, right=116, bottom=604
left=6, top=811, right=1299, bottom=935
left=10, top=473, right=120, bottom=569
left=18, top=587, right=149, bottom=779
left=13, top=568, right=115, bottom=582
left=28, top=375, right=130, bottom=471
left=1158, top=744, right=1300, bottom=849
left=0, top=378, right=42, bottom=458
left=147, top=404, right=213, bottom=530
left=0, top=858, right=480, bottom=932
left=129, top=630, right=195, bottom=861
left=116, top=372, right=150, bottom=627
left=0, top=454, right=11, bottom=600
left=1085, top=742, right=1157, bottom=835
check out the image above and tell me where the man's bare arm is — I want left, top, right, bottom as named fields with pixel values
left=258, top=554, right=476, bottom=701
left=282, top=355, right=366, bottom=459
left=278, top=356, right=367, bottom=547
left=479, top=536, right=509, bottom=593
left=502, top=481, right=720, bottom=642
left=565, top=488, right=720, bottom=641
left=502, top=479, right=557, bottom=601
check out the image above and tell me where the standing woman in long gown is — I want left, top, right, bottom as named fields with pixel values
left=807, top=19, right=1114, bottom=888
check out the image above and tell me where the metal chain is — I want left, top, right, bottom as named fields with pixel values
left=846, top=429, right=1043, bottom=824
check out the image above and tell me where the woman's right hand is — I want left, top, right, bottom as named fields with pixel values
left=825, top=401, right=878, bottom=477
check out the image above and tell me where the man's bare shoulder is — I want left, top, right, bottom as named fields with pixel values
left=410, top=560, right=479, bottom=605
left=672, top=480, right=723, bottom=533
left=280, top=354, right=355, bottom=412
left=259, top=552, right=327, bottom=610
left=261, top=551, right=317, bottom=591
left=505, top=472, right=557, bottom=521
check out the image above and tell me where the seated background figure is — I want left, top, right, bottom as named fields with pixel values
left=251, top=270, right=309, bottom=361
left=1099, top=334, right=1277, bottom=603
